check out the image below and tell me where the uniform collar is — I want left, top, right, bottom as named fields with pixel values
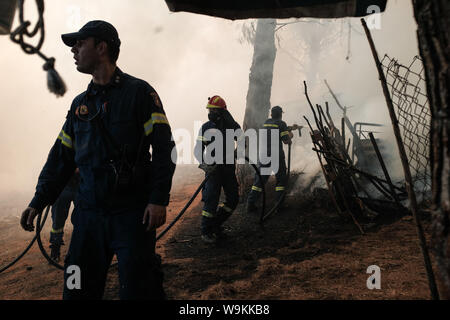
left=86, top=67, right=124, bottom=96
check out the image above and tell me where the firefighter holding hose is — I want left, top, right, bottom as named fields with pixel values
left=194, top=96, right=241, bottom=244
left=247, top=106, right=299, bottom=213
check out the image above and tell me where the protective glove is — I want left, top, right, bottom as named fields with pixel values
left=20, top=207, right=39, bottom=232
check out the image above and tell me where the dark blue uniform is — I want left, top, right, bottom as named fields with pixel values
left=194, top=116, right=241, bottom=236
left=247, top=118, right=290, bottom=206
left=29, top=68, right=175, bottom=299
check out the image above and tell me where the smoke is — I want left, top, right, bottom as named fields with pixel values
left=267, top=0, right=419, bottom=191
left=0, top=0, right=420, bottom=211
left=0, top=0, right=254, bottom=209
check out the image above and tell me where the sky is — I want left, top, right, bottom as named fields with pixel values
left=0, top=0, right=420, bottom=204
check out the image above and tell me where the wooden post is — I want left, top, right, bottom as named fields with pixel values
left=361, top=18, right=439, bottom=300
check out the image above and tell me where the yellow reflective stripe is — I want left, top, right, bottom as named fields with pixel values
left=280, top=131, right=290, bottom=137
left=252, top=186, right=262, bottom=192
left=218, top=203, right=233, bottom=213
left=197, top=136, right=207, bottom=142
left=202, top=210, right=214, bottom=218
left=264, top=124, right=279, bottom=128
left=144, top=112, right=170, bottom=136
left=58, top=130, right=73, bottom=149
left=276, top=186, right=285, bottom=191
left=144, top=118, right=153, bottom=135
left=51, top=227, right=64, bottom=234
left=206, top=104, right=223, bottom=109
left=152, top=112, right=169, bottom=124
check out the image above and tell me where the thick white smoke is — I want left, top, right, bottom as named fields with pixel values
left=0, top=0, right=420, bottom=213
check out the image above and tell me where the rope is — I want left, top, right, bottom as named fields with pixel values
left=9, top=0, right=66, bottom=97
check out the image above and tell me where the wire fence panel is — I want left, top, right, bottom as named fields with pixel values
left=381, top=55, right=431, bottom=198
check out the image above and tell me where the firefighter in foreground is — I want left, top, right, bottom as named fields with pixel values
left=19, top=20, right=175, bottom=299
left=194, top=96, right=241, bottom=244
left=49, top=170, right=79, bottom=262
left=247, top=106, right=294, bottom=213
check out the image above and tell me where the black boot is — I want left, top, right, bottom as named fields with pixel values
left=201, top=233, right=217, bottom=244
left=50, top=243, right=61, bottom=262
left=213, top=207, right=232, bottom=239
left=201, top=215, right=218, bottom=244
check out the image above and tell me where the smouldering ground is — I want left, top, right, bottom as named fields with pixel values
left=0, top=167, right=442, bottom=299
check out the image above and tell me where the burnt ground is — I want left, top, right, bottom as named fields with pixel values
left=0, top=166, right=444, bottom=300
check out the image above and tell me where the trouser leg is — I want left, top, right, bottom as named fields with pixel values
left=201, top=172, right=221, bottom=235
left=275, top=157, right=287, bottom=204
left=215, top=166, right=239, bottom=228
left=63, top=208, right=113, bottom=300
left=111, top=209, right=165, bottom=300
left=50, top=187, right=74, bottom=245
left=247, top=165, right=270, bottom=205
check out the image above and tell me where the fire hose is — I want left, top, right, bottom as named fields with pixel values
left=260, top=143, right=292, bottom=222
left=0, top=205, right=50, bottom=274
left=157, top=158, right=265, bottom=240
left=0, top=145, right=292, bottom=273
left=0, top=157, right=266, bottom=273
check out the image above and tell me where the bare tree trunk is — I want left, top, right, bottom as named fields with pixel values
left=243, top=19, right=277, bottom=131
left=239, top=19, right=277, bottom=201
left=413, top=0, right=450, bottom=298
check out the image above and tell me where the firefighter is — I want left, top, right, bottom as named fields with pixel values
left=247, top=106, right=293, bottom=213
left=194, top=96, right=241, bottom=244
left=19, top=20, right=175, bottom=300
left=49, top=170, right=79, bottom=262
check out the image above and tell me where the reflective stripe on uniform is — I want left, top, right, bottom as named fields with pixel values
left=218, top=203, right=233, bottom=213
left=206, top=104, right=223, bottom=109
left=144, top=118, right=153, bottom=136
left=197, top=136, right=208, bottom=142
left=144, top=112, right=170, bottom=136
left=264, top=124, right=279, bottom=128
left=280, top=131, right=290, bottom=137
left=202, top=210, right=214, bottom=218
left=51, top=227, right=64, bottom=234
left=58, top=129, right=73, bottom=149
left=276, top=186, right=285, bottom=191
left=252, top=186, right=262, bottom=192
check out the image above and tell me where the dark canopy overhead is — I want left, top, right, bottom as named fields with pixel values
left=165, top=0, right=387, bottom=20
